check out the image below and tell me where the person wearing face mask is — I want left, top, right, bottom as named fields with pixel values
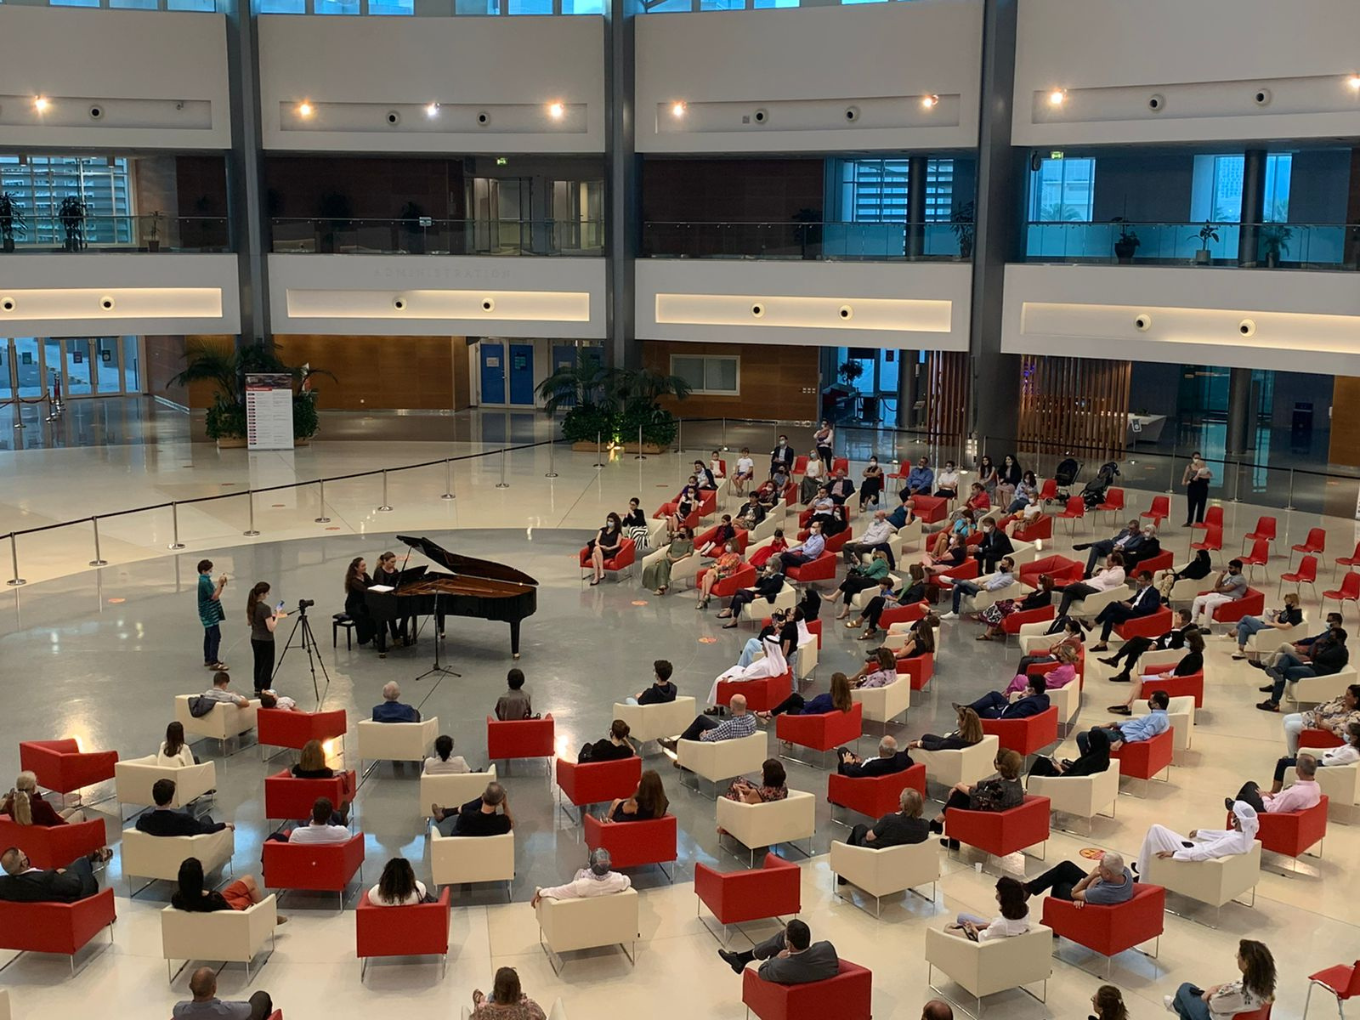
left=1189, top=559, right=1248, bottom=627
left=934, top=460, right=961, bottom=500
left=972, top=517, right=1014, bottom=573
left=734, top=494, right=766, bottom=533
left=770, top=434, right=795, bottom=477
left=587, top=512, right=624, bottom=586
left=813, top=420, right=835, bottom=471
left=900, top=457, right=934, bottom=499
left=620, top=497, right=650, bottom=548
left=799, top=447, right=825, bottom=504
left=696, top=541, right=743, bottom=610
left=665, top=479, right=702, bottom=536
left=1181, top=452, right=1213, bottom=526
left=719, top=559, right=786, bottom=629
left=857, top=456, right=885, bottom=511
left=697, top=514, right=738, bottom=558
left=692, top=460, right=717, bottom=491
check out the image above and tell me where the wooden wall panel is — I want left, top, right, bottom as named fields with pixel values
left=144, top=335, right=188, bottom=405
left=1017, top=355, right=1131, bottom=457
left=641, top=340, right=818, bottom=420
left=1329, top=376, right=1360, bottom=467
left=273, top=336, right=459, bottom=411
left=924, top=350, right=968, bottom=439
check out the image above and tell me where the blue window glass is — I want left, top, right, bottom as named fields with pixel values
left=508, top=0, right=552, bottom=12
left=368, top=0, right=413, bottom=12
left=753, top=0, right=799, bottom=7
left=111, top=0, right=161, bottom=8
left=1028, top=157, right=1095, bottom=221
left=168, top=0, right=218, bottom=9
left=643, top=0, right=692, bottom=10
left=257, top=0, right=305, bottom=11
left=314, top=0, right=360, bottom=13
left=562, top=0, right=603, bottom=11
left=700, top=0, right=745, bottom=8
left=455, top=0, right=499, bottom=11
left=49, top=0, right=102, bottom=8
left=1191, top=153, right=1292, bottom=223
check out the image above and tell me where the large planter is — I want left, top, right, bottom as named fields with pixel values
left=216, top=437, right=248, bottom=449
left=1193, top=249, right=1211, bottom=265
left=620, top=442, right=666, bottom=455
left=572, top=441, right=605, bottom=452
left=1113, top=241, right=1137, bottom=264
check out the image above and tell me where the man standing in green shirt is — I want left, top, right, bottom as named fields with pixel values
left=197, top=559, right=228, bottom=671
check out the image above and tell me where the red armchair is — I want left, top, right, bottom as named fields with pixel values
left=486, top=714, right=555, bottom=766
left=776, top=704, right=863, bottom=763
left=356, top=887, right=451, bottom=978
left=0, top=888, right=115, bottom=969
left=742, top=959, right=873, bottom=1020
left=1019, top=555, right=1083, bottom=588
left=0, top=816, right=107, bottom=871
left=19, top=740, right=119, bottom=797
left=1012, top=515, right=1053, bottom=543
left=579, top=537, right=636, bottom=579
left=760, top=616, right=822, bottom=648
left=934, top=557, right=981, bottom=593
left=1002, top=604, right=1057, bottom=637
left=1138, top=549, right=1174, bottom=576
left=695, top=524, right=750, bottom=554
left=584, top=813, right=677, bottom=876
left=716, top=671, right=792, bottom=713
left=879, top=601, right=928, bottom=630
left=1300, top=729, right=1344, bottom=750
left=1116, top=606, right=1173, bottom=641
left=981, top=706, right=1059, bottom=757
left=263, top=769, right=356, bottom=823
left=696, top=563, right=757, bottom=599
left=944, top=795, right=1051, bottom=858
left=1042, top=882, right=1165, bottom=961
left=910, top=496, right=948, bottom=524
left=895, top=653, right=934, bottom=692
left=1256, top=797, right=1328, bottom=859
left=785, top=552, right=837, bottom=584
left=694, top=852, right=801, bottom=940
left=261, top=832, right=365, bottom=905
left=827, top=764, right=926, bottom=821
left=1138, top=668, right=1204, bottom=709
left=1111, top=728, right=1174, bottom=785
left=556, top=756, right=642, bottom=812
left=257, top=708, right=348, bottom=753
left=1205, top=587, right=1265, bottom=625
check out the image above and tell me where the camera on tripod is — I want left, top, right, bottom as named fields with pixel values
left=296, top=598, right=315, bottom=612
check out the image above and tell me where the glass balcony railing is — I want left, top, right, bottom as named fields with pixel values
left=1023, top=221, right=1360, bottom=270
left=0, top=215, right=230, bottom=254
left=269, top=218, right=605, bottom=256
left=641, top=221, right=972, bottom=261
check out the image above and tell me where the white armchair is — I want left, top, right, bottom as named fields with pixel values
left=925, top=925, right=1052, bottom=1009
left=1047, top=683, right=1081, bottom=727
left=716, top=790, right=816, bottom=866
left=751, top=511, right=784, bottom=544
left=1153, top=569, right=1206, bottom=605
left=1308, top=763, right=1359, bottom=813
left=1027, top=762, right=1120, bottom=827
left=357, top=717, right=439, bottom=765
left=429, top=827, right=514, bottom=899
left=421, top=766, right=498, bottom=821
left=612, top=697, right=698, bottom=745
left=1067, top=585, right=1131, bottom=619
left=175, top=695, right=258, bottom=753
left=641, top=545, right=699, bottom=592
left=536, top=889, right=639, bottom=974
left=115, top=756, right=217, bottom=815
left=1288, top=666, right=1358, bottom=706
left=895, top=519, right=923, bottom=555
left=959, top=579, right=1019, bottom=616
left=1017, top=622, right=1064, bottom=657
left=914, top=735, right=1000, bottom=790
left=852, top=678, right=910, bottom=725
left=1133, top=695, right=1196, bottom=756
left=123, top=827, right=235, bottom=888
left=1009, top=538, right=1039, bottom=567
left=1143, top=841, right=1262, bottom=912
left=851, top=575, right=900, bottom=612
left=830, top=839, right=939, bottom=917
left=1244, top=612, right=1309, bottom=656
left=161, top=895, right=277, bottom=984
left=677, top=732, right=767, bottom=794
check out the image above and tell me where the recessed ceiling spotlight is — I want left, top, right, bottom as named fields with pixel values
left=33, top=96, right=49, bottom=112
left=1349, top=74, right=1360, bottom=91
left=921, top=94, right=939, bottom=109
left=1048, top=89, right=1067, bottom=106
left=671, top=101, right=687, bottom=118
left=426, top=102, right=440, bottom=118
left=548, top=102, right=565, bottom=120
left=297, top=101, right=313, bottom=118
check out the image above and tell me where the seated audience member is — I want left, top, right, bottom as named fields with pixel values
left=287, top=797, right=349, bottom=844
left=858, top=456, right=885, bottom=511
left=941, top=556, right=1017, bottom=621
left=627, top=660, right=677, bottom=706
left=1258, top=628, right=1349, bottom=713
left=425, top=734, right=471, bottom=775
left=0, top=846, right=111, bottom=902
left=2, top=770, right=84, bottom=826
left=753, top=475, right=784, bottom=512
left=171, top=856, right=279, bottom=920
left=770, top=434, right=796, bottom=477
left=934, top=460, right=961, bottom=500
left=642, top=525, right=694, bottom=597
left=603, top=769, right=669, bottom=824
left=827, top=549, right=891, bottom=617
left=1087, top=571, right=1160, bottom=651
left=1029, top=726, right=1112, bottom=779
left=732, top=448, right=756, bottom=495
left=748, top=528, right=789, bottom=569
left=1233, top=592, right=1303, bottom=660
left=198, top=670, right=250, bottom=709
left=532, top=847, right=632, bottom=906
left=719, top=559, right=785, bottom=629
left=1082, top=691, right=1171, bottom=750
left=838, top=788, right=929, bottom=877
left=723, top=758, right=788, bottom=807
left=1107, top=631, right=1204, bottom=713
left=964, top=674, right=1050, bottom=720
left=1189, top=559, right=1249, bottom=627
left=290, top=738, right=336, bottom=779
left=696, top=541, right=744, bottom=611
left=1073, top=520, right=1145, bottom=577
left=1168, top=940, right=1275, bottom=1020
left=136, top=780, right=231, bottom=836
left=620, top=496, right=649, bottom=548
left=929, top=509, right=975, bottom=560
left=718, top=919, right=839, bottom=984
left=1155, top=548, right=1214, bottom=601
left=980, top=574, right=1053, bottom=641
left=841, top=510, right=900, bottom=570
left=1230, top=754, right=1322, bottom=815
left=1122, top=525, right=1162, bottom=572
left=710, top=451, right=725, bottom=482
left=972, top=517, right=1014, bottom=574
left=886, top=495, right=917, bottom=530
left=588, top=513, right=626, bottom=585
left=1134, top=800, right=1259, bottom=877
left=578, top=720, right=634, bottom=762
left=780, top=520, right=826, bottom=570
left=1025, top=851, right=1133, bottom=906
left=907, top=707, right=984, bottom=753
left=759, top=671, right=853, bottom=721
left=470, top=967, right=546, bottom=1020
left=692, top=460, right=717, bottom=491
left=173, top=965, right=273, bottom=1020
left=901, top=457, right=935, bottom=499
left=994, top=455, right=1023, bottom=508
left=1098, top=610, right=1196, bottom=682
left=924, top=1001, right=956, bottom=1020
left=704, top=631, right=789, bottom=710
left=732, top=608, right=800, bottom=672
left=367, top=856, right=434, bottom=906
left=1266, top=720, right=1360, bottom=793
left=850, top=565, right=931, bottom=639
left=960, top=481, right=990, bottom=517
left=836, top=735, right=913, bottom=778
left=931, top=750, right=1025, bottom=850
left=697, top=515, right=738, bottom=558
left=797, top=447, right=825, bottom=504
left=373, top=681, right=420, bottom=723
left=1003, top=643, right=1077, bottom=696
left=1053, top=553, right=1127, bottom=618
left=1251, top=613, right=1342, bottom=672
left=1278, top=683, right=1360, bottom=756
left=494, top=669, right=536, bottom=721
left=1016, top=618, right=1084, bottom=675
left=848, top=647, right=899, bottom=690
left=826, top=469, right=855, bottom=510
left=1002, top=471, right=1038, bottom=515
left=431, top=783, right=514, bottom=838
left=922, top=533, right=968, bottom=582
left=660, top=694, right=757, bottom=756
left=945, top=875, right=1030, bottom=940
left=1090, top=986, right=1129, bottom=1020
left=257, top=689, right=296, bottom=711
left=157, top=721, right=197, bottom=768
left=734, top=494, right=766, bottom=533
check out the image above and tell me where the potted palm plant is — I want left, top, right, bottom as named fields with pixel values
left=1189, top=220, right=1218, bottom=264
left=537, top=362, right=689, bottom=453
left=145, top=210, right=163, bottom=252
left=0, top=192, right=25, bottom=252
left=58, top=195, right=88, bottom=252
left=1111, top=217, right=1140, bottom=263
left=1261, top=224, right=1292, bottom=268
left=951, top=202, right=976, bottom=260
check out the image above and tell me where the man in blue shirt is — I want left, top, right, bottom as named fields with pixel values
left=1077, top=690, right=1170, bottom=754
left=196, top=559, right=228, bottom=671
left=901, top=457, right=935, bottom=498
left=372, top=680, right=420, bottom=722
left=1023, top=851, right=1134, bottom=905
left=780, top=521, right=826, bottom=570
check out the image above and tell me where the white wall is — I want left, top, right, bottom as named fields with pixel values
left=636, top=260, right=972, bottom=350
left=0, top=255, right=240, bottom=338
left=1014, top=0, right=1360, bottom=145
left=1002, top=264, right=1360, bottom=376
left=636, top=1, right=982, bottom=153
left=268, top=255, right=606, bottom=339
left=258, top=16, right=605, bottom=153
left=0, top=7, right=231, bottom=150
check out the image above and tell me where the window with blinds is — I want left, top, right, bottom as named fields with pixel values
left=0, top=155, right=134, bottom=246
left=833, top=158, right=955, bottom=223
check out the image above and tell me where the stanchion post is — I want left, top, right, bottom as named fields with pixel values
left=1284, top=468, right=1296, bottom=511
left=168, top=501, right=186, bottom=550
left=243, top=490, right=260, bottom=536
left=676, top=417, right=683, bottom=456
left=89, top=516, right=108, bottom=567
left=6, top=533, right=26, bottom=586
left=545, top=430, right=558, bottom=478
left=442, top=458, right=456, bottom=499
left=721, top=418, right=727, bottom=452
left=496, top=447, right=510, bottom=488
left=315, top=478, right=331, bottom=523
left=594, top=430, right=604, bottom=469
left=377, top=470, right=393, bottom=512
left=635, top=424, right=646, bottom=461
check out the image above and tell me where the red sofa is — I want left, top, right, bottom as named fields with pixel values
left=694, top=852, right=801, bottom=931
left=556, top=756, right=642, bottom=810
left=1002, top=604, right=1056, bottom=636
left=584, top=813, right=677, bottom=872
left=909, top=496, right=949, bottom=524
left=1019, top=555, right=1083, bottom=588
left=895, top=653, right=934, bottom=692
left=879, top=601, right=928, bottom=630
left=1111, top=728, right=1174, bottom=783
left=262, top=832, right=365, bottom=899
left=696, top=563, right=757, bottom=600
left=1138, top=549, right=1175, bottom=576
left=695, top=524, right=750, bottom=554
left=776, top=703, right=863, bottom=757
left=486, top=714, right=555, bottom=764
left=356, top=886, right=450, bottom=976
left=1203, top=586, right=1265, bottom=625
left=934, top=557, right=981, bottom=593
left=716, top=671, right=793, bottom=713
left=578, top=537, right=637, bottom=578
left=981, top=706, right=1059, bottom=756
left=1116, top=607, right=1173, bottom=641
left=1012, top=515, right=1053, bottom=543
left=1300, top=729, right=1344, bottom=750
left=1042, top=882, right=1165, bottom=960
left=263, top=770, right=356, bottom=823
left=785, top=552, right=837, bottom=584
left=827, top=764, right=927, bottom=820
left=944, top=795, right=1051, bottom=858
left=0, top=816, right=107, bottom=871
left=0, top=888, right=115, bottom=966
left=257, top=708, right=348, bottom=752
left=1138, top=668, right=1205, bottom=709
left=19, top=739, right=119, bottom=796
left=1256, top=797, right=1328, bottom=858
left=742, top=959, right=873, bottom=1020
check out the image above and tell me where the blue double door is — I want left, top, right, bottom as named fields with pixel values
left=478, top=340, right=535, bottom=406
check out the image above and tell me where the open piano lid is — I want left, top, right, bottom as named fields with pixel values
left=396, top=535, right=538, bottom=587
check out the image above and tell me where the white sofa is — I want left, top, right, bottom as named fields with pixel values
left=716, top=790, right=816, bottom=866
left=535, top=889, right=639, bottom=973
left=613, top=697, right=698, bottom=745
left=1017, top=622, right=1066, bottom=656
left=175, top=695, right=259, bottom=752
left=914, top=735, right=1000, bottom=791
left=852, top=678, right=910, bottom=725
left=1085, top=645, right=1188, bottom=683
left=1143, top=841, right=1262, bottom=912
left=830, top=839, right=939, bottom=916
left=957, top=578, right=1021, bottom=616
left=1304, top=763, right=1359, bottom=815
left=115, top=756, right=217, bottom=815
left=851, top=574, right=900, bottom=612
left=640, top=544, right=699, bottom=592
left=161, top=895, right=277, bottom=984
left=429, top=827, right=514, bottom=898
left=1243, top=612, right=1310, bottom=656
left=1027, top=762, right=1120, bottom=826
left=123, top=827, right=235, bottom=887
left=1288, top=666, right=1358, bottom=706
left=357, top=717, right=439, bottom=765
left=421, top=766, right=497, bottom=820
left=677, top=732, right=767, bottom=793
left=1133, top=695, right=1196, bottom=756
left=750, top=510, right=784, bottom=544
left=925, top=924, right=1052, bottom=1007
left=1066, top=585, right=1131, bottom=620
left=1047, top=682, right=1081, bottom=727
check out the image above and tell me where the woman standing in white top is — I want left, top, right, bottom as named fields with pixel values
left=424, top=734, right=470, bottom=775
left=946, top=875, right=1030, bottom=941
left=156, top=722, right=196, bottom=768
left=367, top=857, right=432, bottom=906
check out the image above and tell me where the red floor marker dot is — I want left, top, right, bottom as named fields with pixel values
left=107, top=597, right=125, bottom=604
left=1079, top=847, right=1105, bottom=860
left=698, top=636, right=718, bottom=644
left=272, top=504, right=285, bottom=508
left=325, top=526, right=341, bottom=531
left=631, top=600, right=648, bottom=606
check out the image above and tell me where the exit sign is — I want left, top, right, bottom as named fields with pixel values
left=1050, top=150, right=1064, bottom=160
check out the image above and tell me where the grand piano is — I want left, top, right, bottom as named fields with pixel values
left=364, top=535, right=538, bottom=658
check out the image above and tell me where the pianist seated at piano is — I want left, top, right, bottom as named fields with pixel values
left=372, top=551, right=414, bottom=653
left=342, top=557, right=377, bottom=648
left=424, top=735, right=473, bottom=775
left=495, top=670, right=540, bottom=721
left=373, top=681, right=421, bottom=723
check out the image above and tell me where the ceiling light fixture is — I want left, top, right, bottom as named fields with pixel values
left=548, top=102, right=565, bottom=120
left=1349, top=74, right=1360, bottom=91
left=1048, top=89, right=1067, bottom=106
left=33, top=96, right=49, bottom=112
left=671, top=101, right=687, bottom=118
left=921, top=94, right=939, bottom=109
left=297, top=101, right=313, bottom=118
left=426, top=102, right=440, bottom=117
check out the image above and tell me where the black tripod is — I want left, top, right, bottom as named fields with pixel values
left=414, top=591, right=460, bottom=682
left=273, top=603, right=333, bottom=706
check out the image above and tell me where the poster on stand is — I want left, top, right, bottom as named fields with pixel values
left=246, top=373, right=294, bottom=451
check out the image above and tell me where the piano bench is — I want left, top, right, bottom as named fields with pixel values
left=333, top=614, right=355, bottom=650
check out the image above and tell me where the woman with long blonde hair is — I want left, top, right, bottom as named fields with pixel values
left=0, top=771, right=84, bottom=825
